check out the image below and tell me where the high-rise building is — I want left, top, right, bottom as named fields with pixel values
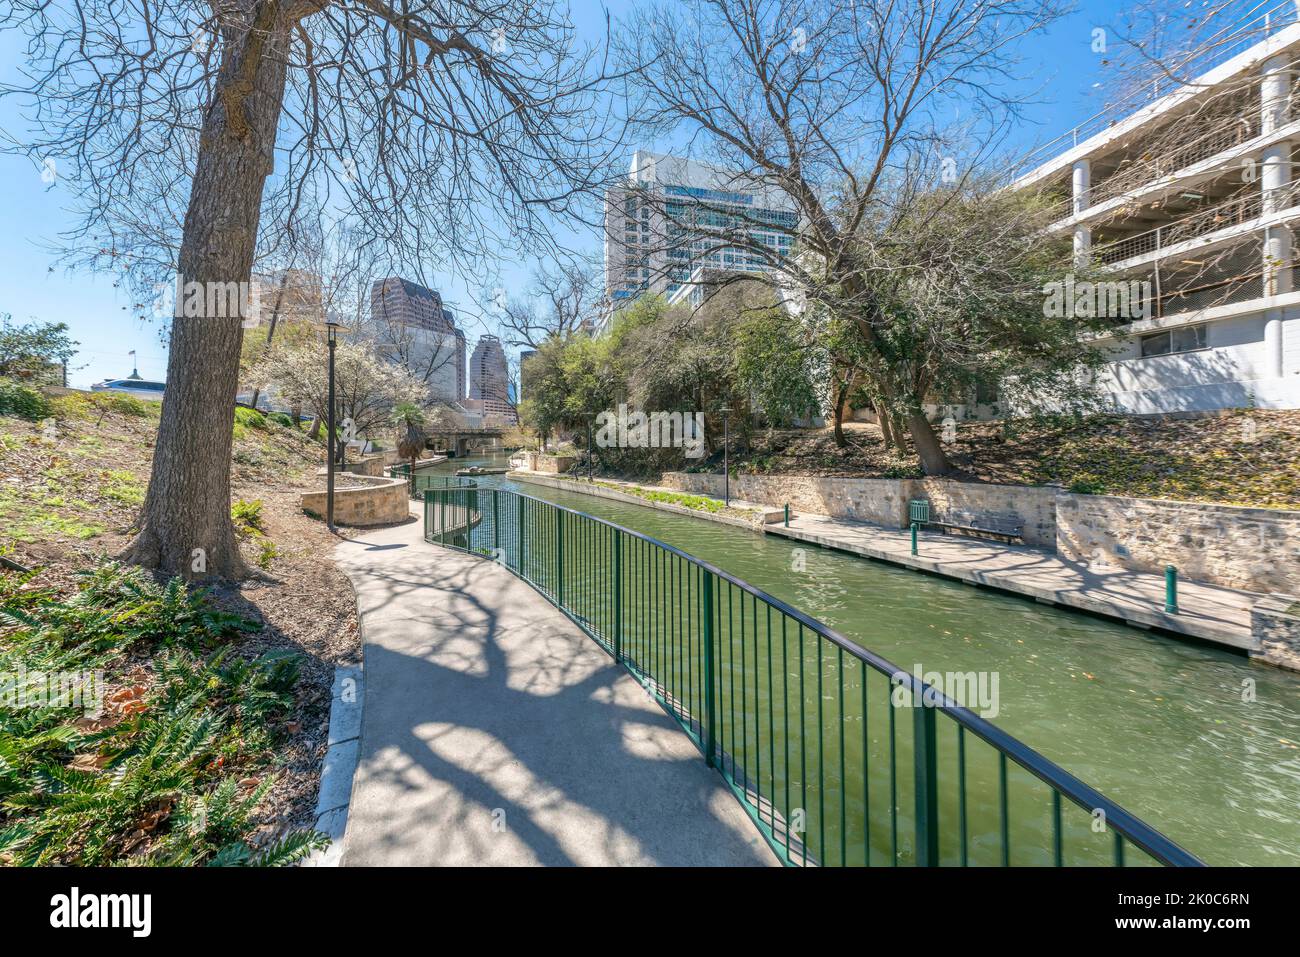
left=1011, top=5, right=1300, bottom=413
left=603, top=151, right=798, bottom=311
left=369, top=277, right=466, bottom=405
left=469, top=334, right=516, bottom=424
left=245, top=268, right=323, bottom=327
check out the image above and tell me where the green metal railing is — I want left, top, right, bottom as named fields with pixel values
left=423, top=487, right=1204, bottom=868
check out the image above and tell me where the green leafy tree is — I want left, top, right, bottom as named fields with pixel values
left=0, top=316, right=78, bottom=382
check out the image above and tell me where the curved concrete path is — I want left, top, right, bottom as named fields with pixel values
left=333, top=510, right=776, bottom=866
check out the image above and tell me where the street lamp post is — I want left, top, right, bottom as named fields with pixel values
left=586, top=413, right=596, bottom=483
left=326, top=321, right=341, bottom=530
left=719, top=406, right=732, bottom=507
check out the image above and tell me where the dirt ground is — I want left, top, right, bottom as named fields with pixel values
left=721, top=410, right=1300, bottom=509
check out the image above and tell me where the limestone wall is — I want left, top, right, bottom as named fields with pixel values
left=302, top=475, right=410, bottom=526
left=661, top=470, right=1296, bottom=592
left=1056, top=493, right=1300, bottom=594
left=660, top=472, right=910, bottom=527
left=914, top=478, right=1058, bottom=548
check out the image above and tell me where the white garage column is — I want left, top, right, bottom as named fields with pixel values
left=1264, top=310, right=1285, bottom=378
left=1260, top=53, right=1293, bottom=379
left=1072, top=158, right=1092, bottom=267
left=1262, top=138, right=1290, bottom=375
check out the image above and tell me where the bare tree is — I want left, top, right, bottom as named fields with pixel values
left=2, top=0, right=638, bottom=577
left=616, top=0, right=1070, bottom=474
left=494, top=254, right=604, bottom=349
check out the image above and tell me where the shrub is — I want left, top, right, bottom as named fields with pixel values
left=230, top=499, right=266, bottom=535
left=232, top=406, right=268, bottom=434
left=266, top=411, right=295, bottom=429
left=1068, top=476, right=1106, bottom=495
left=0, top=379, right=52, bottom=420
left=88, top=390, right=151, bottom=418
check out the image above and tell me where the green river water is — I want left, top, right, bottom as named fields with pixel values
left=429, top=452, right=1300, bottom=866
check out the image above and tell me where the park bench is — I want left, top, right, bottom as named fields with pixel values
left=908, top=499, right=1024, bottom=545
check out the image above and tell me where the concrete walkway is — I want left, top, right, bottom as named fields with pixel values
left=332, top=510, right=777, bottom=867
left=768, top=514, right=1259, bottom=651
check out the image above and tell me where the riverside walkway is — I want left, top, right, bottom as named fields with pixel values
left=770, top=515, right=1257, bottom=650
left=332, top=508, right=777, bottom=867
left=512, top=472, right=1259, bottom=653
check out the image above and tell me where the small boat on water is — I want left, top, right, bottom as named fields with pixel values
left=456, top=466, right=508, bottom=476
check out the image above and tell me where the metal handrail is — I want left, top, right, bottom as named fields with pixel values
left=1015, top=0, right=1298, bottom=176
left=423, top=486, right=1204, bottom=867
left=1091, top=184, right=1300, bottom=265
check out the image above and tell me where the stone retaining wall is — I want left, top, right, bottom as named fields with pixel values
left=302, top=475, right=410, bottom=526
left=659, top=472, right=910, bottom=527
left=914, top=478, right=1058, bottom=548
left=1056, top=494, right=1300, bottom=594
left=660, top=472, right=1056, bottom=544
left=660, top=470, right=1296, bottom=592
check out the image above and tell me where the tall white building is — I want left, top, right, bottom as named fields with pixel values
left=603, top=151, right=798, bottom=310
left=1013, top=2, right=1300, bottom=413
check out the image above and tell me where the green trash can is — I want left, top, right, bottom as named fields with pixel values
left=909, top=499, right=930, bottom=525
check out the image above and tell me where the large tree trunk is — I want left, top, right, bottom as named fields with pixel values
left=904, top=411, right=953, bottom=476
left=874, top=401, right=897, bottom=450
left=831, top=377, right=851, bottom=448
left=122, top=5, right=291, bottom=580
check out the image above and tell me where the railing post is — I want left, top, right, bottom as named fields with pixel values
left=612, top=533, right=623, bottom=662
left=702, top=568, right=716, bottom=768
left=518, top=495, right=526, bottom=579
left=913, top=693, right=940, bottom=867
left=1165, top=565, right=1179, bottom=615
left=555, top=507, right=565, bottom=607
left=492, top=492, right=499, bottom=555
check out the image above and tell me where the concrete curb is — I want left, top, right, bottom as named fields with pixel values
left=301, top=664, right=364, bottom=867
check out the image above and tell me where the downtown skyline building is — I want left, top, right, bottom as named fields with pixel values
left=368, top=277, right=467, bottom=407
left=468, top=333, right=516, bottom=425
left=602, top=151, right=798, bottom=313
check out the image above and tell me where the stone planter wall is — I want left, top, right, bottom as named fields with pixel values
left=301, top=475, right=410, bottom=527
left=531, top=454, right=577, bottom=474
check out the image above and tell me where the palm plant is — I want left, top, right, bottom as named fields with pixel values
left=390, top=402, right=428, bottom=493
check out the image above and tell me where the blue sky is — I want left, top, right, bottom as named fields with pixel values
left=0, top=0, right=1134, bottom=388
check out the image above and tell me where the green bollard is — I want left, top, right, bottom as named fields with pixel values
left=911, top=521, right=918, bottom=556
left=784, top=503, right=790, bottom=527
left=1165, top=565, right=1178, bottom=615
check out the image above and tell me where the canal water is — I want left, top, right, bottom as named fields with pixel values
left=430, top=452, right=1300, bottom=866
